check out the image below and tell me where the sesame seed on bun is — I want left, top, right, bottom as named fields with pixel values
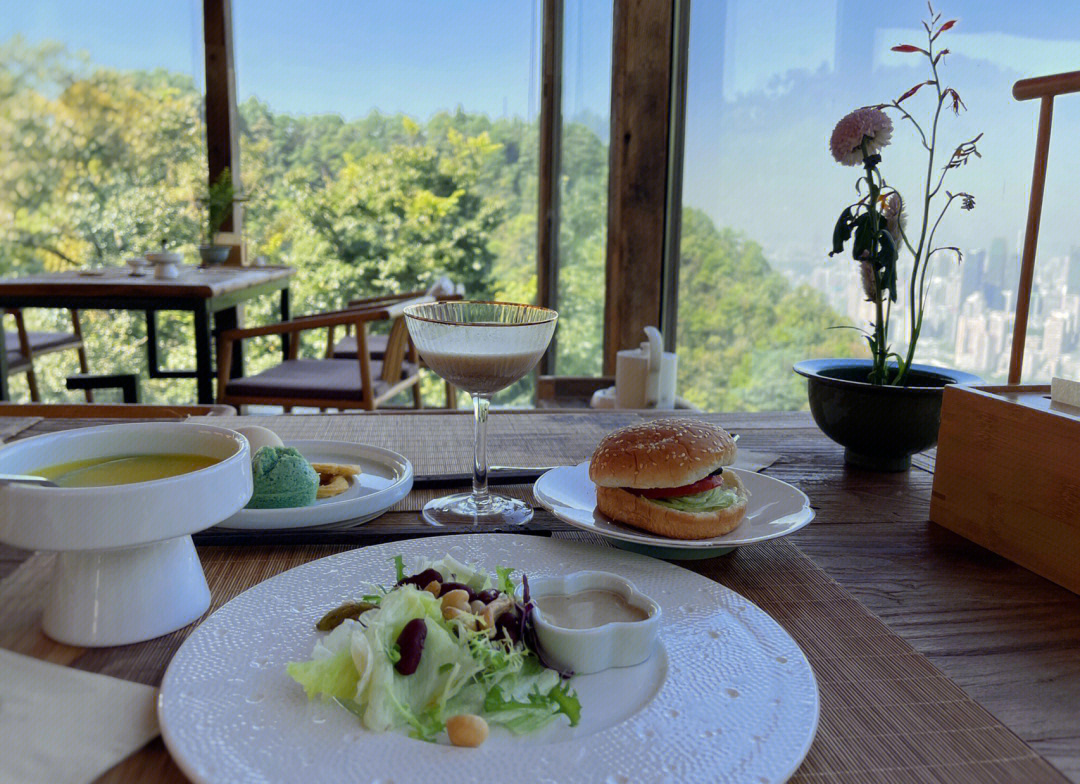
left=588, top=419, right=748, bottom=540
left=589, top=419, right=737, bottom=489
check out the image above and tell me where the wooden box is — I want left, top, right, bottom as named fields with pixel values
left=930, top=384, right=1080, bottom=595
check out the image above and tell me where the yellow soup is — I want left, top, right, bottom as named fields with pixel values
left=35, top=454, right=220, bottom=487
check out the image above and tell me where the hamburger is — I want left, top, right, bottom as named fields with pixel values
left=588, top=419, right=748, bottom=539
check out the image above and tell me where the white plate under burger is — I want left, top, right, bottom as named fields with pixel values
left=159, top=533, right=819, bottom=784
left=218, top=439, right=413, bottom=530
left=533, top=462, right=814, bottom=557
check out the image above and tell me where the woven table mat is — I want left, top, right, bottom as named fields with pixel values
left=0, top=534, right=1065, bottom=783
left=188, top=412, right=609, bottom=476
left=0, top=416, right=41, bottom=442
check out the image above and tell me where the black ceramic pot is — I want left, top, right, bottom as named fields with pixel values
left=793, top=359, right=982, bottom=472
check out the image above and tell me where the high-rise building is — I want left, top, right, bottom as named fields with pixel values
left=1066, top=248, right=1080, bottom=297
left=986, top=237, right=1009, bottom=289
left=960, top=249, right=986, bottom=303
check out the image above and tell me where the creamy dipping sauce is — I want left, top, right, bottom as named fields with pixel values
left=534, top=589, right=650, bottom=629
left=35, top=454, right=219, bottom=487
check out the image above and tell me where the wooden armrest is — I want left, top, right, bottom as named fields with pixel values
left=347, top=289, right=427, bottom=308
left=218, top=309, right=393, bottom=343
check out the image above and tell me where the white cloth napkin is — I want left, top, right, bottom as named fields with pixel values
left=733, top=449, right=779, bottom=473
left=0, top=648, right=159, bottom=784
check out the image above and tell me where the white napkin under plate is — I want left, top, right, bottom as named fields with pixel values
left=0, top=648, right=159, bottom=784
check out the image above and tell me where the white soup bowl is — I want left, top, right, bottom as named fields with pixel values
left=0, top=423, right=252, bottom=646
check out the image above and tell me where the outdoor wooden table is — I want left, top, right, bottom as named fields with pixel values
left=0, top=265, right=294, bottom=403
left=1, top=409, right=1078, bottom=783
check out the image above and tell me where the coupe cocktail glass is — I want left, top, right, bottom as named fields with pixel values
left=404, top=301, right=558, bottom=526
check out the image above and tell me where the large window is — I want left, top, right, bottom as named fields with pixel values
left=0, top=1, right=205, bottom=402
left=677, top=0, right=1080, bottom=411
left=232, top=0, right=544, bottom=404
left=554, top=0, right=612, bottom=377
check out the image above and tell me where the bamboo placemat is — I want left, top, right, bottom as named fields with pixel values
left=0, top=533, right=1065, bottom=783
left=0, top=416, right=41, bottom=442
left=188, top=412, right=608, bottom=476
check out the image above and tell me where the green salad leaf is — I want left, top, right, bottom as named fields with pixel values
left=287, top=555, right=577, bottom=745
left=647, top=486, right=739, bottom=512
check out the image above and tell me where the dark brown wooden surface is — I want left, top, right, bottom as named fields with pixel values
left=603, top=0, right=674, bottom=373
left=2, top=411, right=1079, bottom=781
left=0, top=266, right=292, bottom=301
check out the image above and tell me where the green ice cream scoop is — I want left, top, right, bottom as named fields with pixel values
left=247, top=446, right=319, bottom=509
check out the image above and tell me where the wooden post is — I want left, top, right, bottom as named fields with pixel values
left=1006, top=70, right=1080, bottom=384
left=603, top=0, right=678, bottom=374
left=203, top=0, right=243, bottom=265
left=536, top=0, right=563, bottom=375
left=1008, top=96, right=1053, bottom=384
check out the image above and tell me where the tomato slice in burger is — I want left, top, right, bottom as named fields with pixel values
left=629, top=473, right=725, bottom=499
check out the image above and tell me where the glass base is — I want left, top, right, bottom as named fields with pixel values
left=422, top=491, right=533, bottom=527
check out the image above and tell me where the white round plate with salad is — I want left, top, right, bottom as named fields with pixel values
left=533, top=462, right=815, bottom=557
left=159, top=534, right=819, bottom=784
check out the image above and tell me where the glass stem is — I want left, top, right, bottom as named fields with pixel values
left=472, top=394, right=490, bottom=510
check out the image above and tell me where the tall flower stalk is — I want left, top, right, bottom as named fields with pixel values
left=828, top=5, right=980, bottom=386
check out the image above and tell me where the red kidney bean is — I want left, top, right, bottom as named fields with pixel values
left=476, top=588, right=500, bottom=604
left=494, top=608, right=521, bottom=644
left=398, top=569, right=443, bottom=590
left=395, top=618, right=427, bottom=675
left=440, top=582, right=477, bottom=601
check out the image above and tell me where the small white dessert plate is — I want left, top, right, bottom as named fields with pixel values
left=533, top=462, right=813, bottom=558
left=218, top=440, right=412, bottom=530
left=159, top=534, right=819, bottom=784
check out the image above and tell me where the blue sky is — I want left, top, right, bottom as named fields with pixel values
left=5, top=0, right=1080, bottom=259
left=2, top=0, right=613, bottom=122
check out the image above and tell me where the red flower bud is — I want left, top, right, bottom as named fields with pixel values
left=897, top=81, right=933, bottom=104
left=891, top=44, right=926, bottom=53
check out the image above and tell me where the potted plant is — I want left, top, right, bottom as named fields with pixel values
left=198, top=168, right=239, bottom=266
left=794, top=6, right=982, bottom=471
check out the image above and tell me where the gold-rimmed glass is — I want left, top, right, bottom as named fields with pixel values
left=404, top=301, right=558, bottom=526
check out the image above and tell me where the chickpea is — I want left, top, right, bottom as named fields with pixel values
left=440, top=589, right=470, bottom=613
left=446, top=714, right=489, bottom=747
left=470, top=600, right=486, bottom=614
left=423, top=580, right=441, bottom=597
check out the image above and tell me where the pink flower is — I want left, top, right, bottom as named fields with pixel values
left=829, top=107, right=893, bottom=166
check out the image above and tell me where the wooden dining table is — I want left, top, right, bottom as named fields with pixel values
left=1, top=409, right=1078, bottom=783
left=0, top=265, right=294, bottom=404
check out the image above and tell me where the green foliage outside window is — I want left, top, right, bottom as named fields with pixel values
left=0, top=38, right=857, bottom=408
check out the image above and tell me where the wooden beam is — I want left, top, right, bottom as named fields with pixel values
left=603, top=0, right=676, bottom=374
left=536, top=0, right=564, bottom=375
left=1008, top=95, right=1054, bottom=384
left=660, top=0, right=690, bottom=354
left=203, top=0, right=243, bottom=263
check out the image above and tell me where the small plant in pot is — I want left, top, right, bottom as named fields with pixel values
left=198, top=168, right=239, bottom=266
left=794, top=6, right=982, bottom=471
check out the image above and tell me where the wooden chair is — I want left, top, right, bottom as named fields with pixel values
left=4, top=309, right=92, bottom=402
left=326, top=290, right=462, bottom=408
left=216, top=299, right=429, bottom=412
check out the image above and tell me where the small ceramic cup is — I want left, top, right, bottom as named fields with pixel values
left=527, top=570, right=661, bottom=674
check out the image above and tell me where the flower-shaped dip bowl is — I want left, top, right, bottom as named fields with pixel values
left=527, top=571, right=661, bottom=675
left=0, top=423, right=252, bottom=646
